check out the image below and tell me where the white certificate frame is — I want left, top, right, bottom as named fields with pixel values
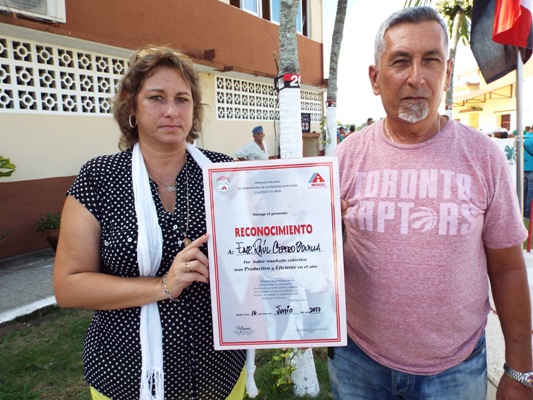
left=204, top=157, right=346, bottom=350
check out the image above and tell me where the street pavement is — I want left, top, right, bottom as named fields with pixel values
left=0, top=247, right=532, bottom=399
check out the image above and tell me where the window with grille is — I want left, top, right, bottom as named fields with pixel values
left=0, top=35, right=323, bottom=122
left=0, top=36, right=127, bottom=114
left=216, top=76, right=322, bottom=122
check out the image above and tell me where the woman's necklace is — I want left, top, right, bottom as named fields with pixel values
left=148, top=163, right=191, bottom=246
left=180, top=162, right=191, bottom=246
left=148, top=169, right=177, bottom=192
left=384, top=116, right=442, bottom=143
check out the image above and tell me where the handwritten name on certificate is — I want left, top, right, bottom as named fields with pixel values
left=203, top=157, right=346, bottom=350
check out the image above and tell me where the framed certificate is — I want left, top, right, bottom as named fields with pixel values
left=203, top=157, right=346, bottom=349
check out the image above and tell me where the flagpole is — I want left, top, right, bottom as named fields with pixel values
left=516, top=48, right=525, bottom=215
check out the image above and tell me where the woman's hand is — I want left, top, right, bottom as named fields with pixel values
left=164, top=234, right=210, bottom=299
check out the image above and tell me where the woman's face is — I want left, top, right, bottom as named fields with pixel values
left=134, top=66, right=194, bottom=148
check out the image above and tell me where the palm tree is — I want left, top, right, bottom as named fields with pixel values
left=403, top=0, right=473, bottom=117
left=278, top=0, right=303, bottom=159
left=246, top=2, right=321, bottom=397
left=325, top=0, right=348, bottom=156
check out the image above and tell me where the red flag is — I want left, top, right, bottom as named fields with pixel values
left=493, top=0, right=532, bottom=47
left=471, top=0, right=533, bottom=83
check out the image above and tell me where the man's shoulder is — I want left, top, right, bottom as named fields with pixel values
left=448, top=120, right=494, bottom=143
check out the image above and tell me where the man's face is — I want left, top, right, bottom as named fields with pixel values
left=369, top=21, right=452, bottom=124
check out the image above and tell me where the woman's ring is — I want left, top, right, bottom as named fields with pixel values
left=185, top=262, right=191, bottom=272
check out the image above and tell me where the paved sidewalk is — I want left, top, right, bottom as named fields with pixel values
left=0, top=247, right=532, bottom=399
left=0, top=248, right=55, bottom=324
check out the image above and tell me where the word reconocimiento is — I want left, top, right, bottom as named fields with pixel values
left=235, top=224, right=313, bottom=237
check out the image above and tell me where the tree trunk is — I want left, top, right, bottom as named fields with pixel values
left=325, top=0, right=348, bottom=156
left=245, top=349, right=258, bottom=397
left=278, top=0, right=303, bottom=159
left=279, top=1, right=319, bottom=396
left=445, top=10, right=462, bottom=118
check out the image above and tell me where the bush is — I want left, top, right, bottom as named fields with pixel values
left=0, top=156, right=16, bottom=177
left=36, top=212, right=61, bottom=232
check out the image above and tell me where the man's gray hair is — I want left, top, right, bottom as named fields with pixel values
left=374, top=6, right=449, bottom=65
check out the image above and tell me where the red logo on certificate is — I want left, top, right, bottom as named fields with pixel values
left=216, top=176, right=231, bottom=194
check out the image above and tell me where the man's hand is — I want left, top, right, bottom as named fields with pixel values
left=496, top=374, right=533, bottom=399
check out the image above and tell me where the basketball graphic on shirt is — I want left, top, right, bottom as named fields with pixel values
left=410, top=207, right=437, bottom=233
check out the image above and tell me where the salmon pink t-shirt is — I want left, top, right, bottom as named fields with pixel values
left=335, top=118, right=527, bottom=374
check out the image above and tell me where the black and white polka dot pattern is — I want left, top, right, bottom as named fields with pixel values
left=68, top=148, right=246, bottom=399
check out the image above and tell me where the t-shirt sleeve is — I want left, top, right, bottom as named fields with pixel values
left=234, top=142, right=257, bottom=159
left=482, top=145, right=528, bottom=249
left=233, top=144, right=248, bottom=159
left=67, top=158, right=103, bottom=223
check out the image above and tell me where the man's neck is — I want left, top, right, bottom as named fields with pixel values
left=385, top=114, right=447, bottom=144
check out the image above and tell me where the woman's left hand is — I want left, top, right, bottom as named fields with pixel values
left=164, top=234, right=210, bottom=298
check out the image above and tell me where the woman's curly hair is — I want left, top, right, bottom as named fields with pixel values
left=113, top=45, right=204, bottom=150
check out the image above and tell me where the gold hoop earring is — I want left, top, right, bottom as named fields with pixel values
left=128, top=114, right=137, bottom=129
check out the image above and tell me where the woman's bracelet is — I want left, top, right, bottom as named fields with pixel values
left=161, top=272, right=178, bottom=302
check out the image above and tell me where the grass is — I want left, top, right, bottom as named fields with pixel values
left=0, top=306, right=332, bottom=399
left=0, top=307, right=92, bottom=400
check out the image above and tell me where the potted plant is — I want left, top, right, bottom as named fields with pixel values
left=0, top=155, right=16, bottom=245
left=36, top=212, right=61, bottom=252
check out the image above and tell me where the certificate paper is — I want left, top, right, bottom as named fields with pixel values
left=204, top=157, right=346, bottom=350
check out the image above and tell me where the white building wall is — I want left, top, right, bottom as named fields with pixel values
left=1, top=24, right=325, bottom=184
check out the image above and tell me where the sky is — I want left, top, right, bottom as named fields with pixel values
left=322, top=0, right=478, bottom=126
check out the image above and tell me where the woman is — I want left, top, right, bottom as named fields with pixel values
left=53, top=46, right=246, bottom=400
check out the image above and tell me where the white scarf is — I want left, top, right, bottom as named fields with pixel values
left=132, top=142, right=210, bottom=400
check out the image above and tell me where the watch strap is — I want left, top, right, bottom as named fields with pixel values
left=503, top=363, right=533, bottom=388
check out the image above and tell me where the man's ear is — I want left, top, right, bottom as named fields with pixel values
left=444, top=58, right=454, bottom=92
left=369, top=65, right=380, bottom=96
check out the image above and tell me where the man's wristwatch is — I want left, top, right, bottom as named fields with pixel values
left=503, top=363, right=533, bottom=388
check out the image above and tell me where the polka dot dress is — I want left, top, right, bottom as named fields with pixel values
left=68, top=148, right=246, bottom=399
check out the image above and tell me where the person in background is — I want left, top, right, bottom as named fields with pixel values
left=328, top=7, right=532, bottom=400
left=346, top=125, right=356, bottom=138
left=234, top=125, right=269, bottom=160
left=366, top=117, right=374, bottom=126
left=53, top=46, right=246, bottom=400
left=494, top=127, right=509, bottom=139
left=337, top=126, right=347, bottom=143
left=524, top=125, right=533, bottom=220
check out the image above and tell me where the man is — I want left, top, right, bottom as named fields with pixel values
left=338, top=126, right=347, bottom=143
left=234, top=125, right=269, bottom=160
left=366, top=117, right=374, bottom=126
left=329, top=7, right=532, bottom=399
left=524, top=126, right=533, bottom=219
